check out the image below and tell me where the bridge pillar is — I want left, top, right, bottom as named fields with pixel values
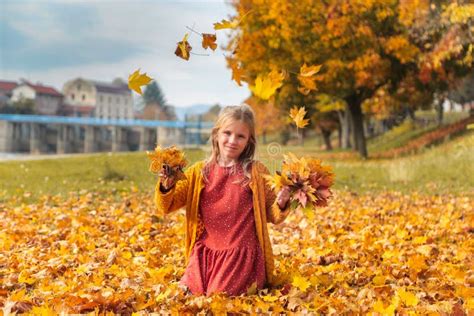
left=168, top=127, right=186, bottom=145
left=156, top=126, right=167, bottom=146
left=11, top=123, right=21, bottom=152
left=57, top=125, right=72, bottom=154
left=30, top=123, right=46, bottom=154
left=139, top=127, right=153, bottom=151
left=111, top=126, right=128, bottom=152
left=155, top=127, right=186, bottom=147
left=0, top=121, right=13, bottom=152
left=84, top=126, right=98, bottom=153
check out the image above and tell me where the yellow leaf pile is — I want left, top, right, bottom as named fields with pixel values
left=0, top=190, right=473, bottom=314
left=266, top=152, right=335, bottom=210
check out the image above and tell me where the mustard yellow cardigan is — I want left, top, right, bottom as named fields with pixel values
left=154, top=160, right=290, bottom=285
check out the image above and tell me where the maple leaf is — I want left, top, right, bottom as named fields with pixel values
left=299, top=63, right=322, bottom=77
left=202, top=33, right=217, bottom=51
left=175, top=33, right=192, bottom=61
left=264, top=171, right=291, bottom=192
left=213, top=18, right=239, bottom=30
left=289, top=106, right=310, bottom=129
left=292, top=275, right=311, bottom=292
left=397, top=288, right=419, bottom=307
left=249, top=70, right=285, bottom=100
left=228, top=61, right=245, bottom=86
left=297, top=63, right=322, bottom=95
left=127, top=69, right=152, bottom=95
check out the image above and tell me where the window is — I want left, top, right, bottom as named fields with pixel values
left=82, top=94, right=86, bottom=101
left=71, top=93, right=75, bottom=100
left=77, top=84, right=81, bottom=91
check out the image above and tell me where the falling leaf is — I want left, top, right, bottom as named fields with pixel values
left=128, top=69, right=153, bottom=95
left=213, top=18, right=239, bottom=30
left=299, top=63, right=322, bottom=77
left=289, top=106, right=310, bottom=129
left=297, top=64, right=322, bottom=95
left=175, top=33, right=192, bottom=61
left=249, top=70, right=285, bottom=100
left=228, top=61, right=246, bottom=86
left=202, top=33, right=217, bottom=51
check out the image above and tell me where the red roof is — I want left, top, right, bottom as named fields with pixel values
left=25, top=83, right=63, bottom=97
left=0, top=80, right=18, bottom=92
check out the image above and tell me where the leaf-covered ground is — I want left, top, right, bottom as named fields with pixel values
left=0, top=190, right=472, bottom=315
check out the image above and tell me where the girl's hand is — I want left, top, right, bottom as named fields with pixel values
left=159, top=164, right=178, bottom=191
left=276, top=186, right=291, bottom=209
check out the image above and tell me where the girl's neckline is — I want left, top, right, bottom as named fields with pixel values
left=215, top=161, right=240, bottom=169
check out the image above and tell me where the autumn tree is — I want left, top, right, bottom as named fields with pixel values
left=227, top=0, right=474, bottom=158
left=245, top=96, right=284, bottom=144
left=143, top=81, right=166, bottom=107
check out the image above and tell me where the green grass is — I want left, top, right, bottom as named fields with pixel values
left=1, top=132, right=472, bottom=203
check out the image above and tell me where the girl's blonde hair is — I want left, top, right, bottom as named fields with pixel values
left=203, top=104, right=257, bottom=184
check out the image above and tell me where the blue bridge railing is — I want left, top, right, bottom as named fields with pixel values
left=0, top=114, right=214, bottom=129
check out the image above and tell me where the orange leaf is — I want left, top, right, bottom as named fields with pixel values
left=202, top=33, right=217, bottom=51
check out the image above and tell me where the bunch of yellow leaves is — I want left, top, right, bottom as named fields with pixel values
left=265, top=152, right=335, bottom=210
left=146, top=146, right=188, bottom=184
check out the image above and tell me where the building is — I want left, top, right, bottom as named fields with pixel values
left=0, top=80, right=18, bottom=107
left=62, top=78, right=133, bottom=119
left=10, top=80, right=63, bottom=115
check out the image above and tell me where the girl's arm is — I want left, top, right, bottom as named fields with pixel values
left=154, top=164, right=194, bottom=215
left=260, top=164, right=291, bottom=225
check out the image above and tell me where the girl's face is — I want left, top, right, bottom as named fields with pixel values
left=217, top=120, right=250, bottom=162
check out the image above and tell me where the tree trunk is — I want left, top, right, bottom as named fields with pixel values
left=347, top=96, right=368, bottom=158
left=338, top=107, right=351, bottom=149
left=437, top=98, right=444, bottom=126
left=406, top=105, right=416, bottom=121
left=337, top=124, right=342, bottom=148
left=321, top=128, right=333, bottom=151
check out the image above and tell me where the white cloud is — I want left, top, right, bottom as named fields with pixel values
left=0, top=0, right=248, bottom=107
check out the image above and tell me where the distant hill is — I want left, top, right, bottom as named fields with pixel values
left=173, top=104, right=213, bottom=121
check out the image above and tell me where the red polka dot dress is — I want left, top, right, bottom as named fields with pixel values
left=180, top=162, right=266, bottom=296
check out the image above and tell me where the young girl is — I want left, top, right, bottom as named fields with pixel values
left=154, top=104, right=291, bottom=296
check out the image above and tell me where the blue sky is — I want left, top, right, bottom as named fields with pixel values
left=0, top=0, right=249, bottom=108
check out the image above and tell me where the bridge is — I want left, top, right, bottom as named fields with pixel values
left=0, top=114, right=214, bottom=154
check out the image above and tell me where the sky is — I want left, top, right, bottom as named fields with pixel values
left=0, top=0, right=249, bottom=108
